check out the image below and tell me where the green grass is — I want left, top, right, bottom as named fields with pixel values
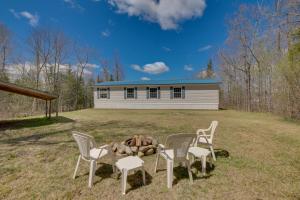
left=0, top=109, right=300, bottom=199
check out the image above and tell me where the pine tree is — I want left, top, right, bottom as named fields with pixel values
left=206, top=59, right=214, bottom=78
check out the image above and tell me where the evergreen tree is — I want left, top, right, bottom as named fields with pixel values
left=206, top=59, right=214, bottom=78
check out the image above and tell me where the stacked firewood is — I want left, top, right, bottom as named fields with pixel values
left=111, top=135, right=158, bottom=157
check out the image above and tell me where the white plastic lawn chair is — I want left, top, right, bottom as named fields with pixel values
left=194, top=121, right=218, bottom=161
left=72, top=131, right=115, bottom=187
left=188, top=146, right=213, bottom=175
left=154, top=133, right=195, bottom=189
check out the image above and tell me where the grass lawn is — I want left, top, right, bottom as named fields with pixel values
left=0, top=109, right=299, bottom=199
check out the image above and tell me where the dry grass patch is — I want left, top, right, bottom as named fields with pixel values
left=0, top=109, right=299, bottom=199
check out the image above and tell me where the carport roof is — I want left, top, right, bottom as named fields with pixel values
left=0, top=81, right=57, bottom=100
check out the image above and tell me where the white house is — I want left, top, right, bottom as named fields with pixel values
left=94, top=79, right=220, bottom=109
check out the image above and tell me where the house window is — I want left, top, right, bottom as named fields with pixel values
left=149, top=88, right=158, bottom=99
left=99, top=88, right=108, bottom=99
left=126, top=88, right=135, bottom=99
left=173, top=87, right=182, bottom=99
left=171, top=86, right=185, bottom=99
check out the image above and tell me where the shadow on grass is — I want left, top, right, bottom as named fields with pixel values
left=0, top=128, right=74, bottom=145
left=156, top=149, right=230, bottom=186
left=172, top=161, right=215, bottom=186
left=94, top=163, right=115, bottom=182
left=127, top=170, right=152, bottom=193
left=0, top=116, right=74, bottom=131
left=191, top=161, right=215, bottom=176
left=215, top=149, right=230, bottom=158
left=93, top=163, right=152, bottom=194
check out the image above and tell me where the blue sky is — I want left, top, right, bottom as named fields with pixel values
left=0, top=0, right=259, bottom=81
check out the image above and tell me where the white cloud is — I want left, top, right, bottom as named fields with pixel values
left=108, top=0, right=206, bottom=30
left=198, top=45, right=212, bottom=52
left=162, top=46, right=171, bottom=52
left=184, top=64, right=193, bottom=71
left=131, top=64, right=142, bottom=71
left=5, top=62, right=95, bottom=81
left=9, top=9, right=19, bottom=18
left=101, top=29, right=110, bottom=37
left=85, top=63, right=99, bottom=68
left=196, top=69, right=216, bottom=79
left=84, top=69, right=93, bottom=76
left=9, top=9, right=39, bottom=27
left=19, top=11, right=39, bottom=27
left=141, top=77, right=151, bottom=81
left=64, top=0, right=84, bottom=11
left=131, top=62, right=169, bottom=74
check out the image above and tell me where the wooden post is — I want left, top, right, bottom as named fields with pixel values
left=49, top=100, right=52, bottom=119
left=56, top=98, right=58, bottom=117
left=45, top=100, right=48, bottom=118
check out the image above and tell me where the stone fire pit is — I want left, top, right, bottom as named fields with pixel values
left=111, top=135, right=158, bottom=157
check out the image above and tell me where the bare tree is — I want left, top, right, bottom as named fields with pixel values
left=0, top=22, right=11, bottom=80
left=28, top=28, right=52, bottom=112
left=100, top=59, right=111, bottom=81
left=112, top=52, right=124, bottom=81
left=73, top=43, right=95, bottom=109
left=219, top=0, right=300, bottom=118
left=45, top=30, right=69, bottom=116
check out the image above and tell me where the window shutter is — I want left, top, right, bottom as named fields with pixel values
left=182, top=86, right=185, bottom=99
left=134, top=87, right=137, bottom=99
left=97, top=88, right=100, bottom=99
left=107, top=88, right=110, bottom=99
left=124, top=87, right=127, bottom=99
left=170, top=87, right=173, bottom=99
left=158, top=87, right=161, bottom=99
left=146, top=87, right=150, bottom=99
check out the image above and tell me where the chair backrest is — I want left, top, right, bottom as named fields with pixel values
left=72, top=131, right=94, bottom=160
left=209, top=121, right=218, bottom=141
left=165, top=133, right=195, bottom=162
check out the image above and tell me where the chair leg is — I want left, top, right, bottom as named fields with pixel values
left=201, top=156, right=207, bottom=175
left=210, top=145, right=216, bottom=161
left=73, top=155, right=81, bottom=179
left=190, top=154, right=195, bottom=164
left=122, top=169, right=128, bottom=195
left=112, top=164, right=116, bottom=173
left=154, top=152, right=160, bottom=173
left=142, top=167, right=146, bottom=185
left=88, top=160, right=96, bottom=188
left=186, top=160, right=193, bottom=184
left=209, top=155, right=213, bottom=168
left=167, top=159, right=173, bottom=189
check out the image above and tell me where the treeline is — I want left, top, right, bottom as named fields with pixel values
left=0, top=24, right=123, bottom=118
left=219, top=0, right=300, bottom=119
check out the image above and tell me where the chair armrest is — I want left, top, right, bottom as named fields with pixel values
left=158, top=144, right=165, bottom=149
left=197, top=134, right=210, bottom=144
left=99, top=144, right=115, bottom=156
left=194, top=131, right=210, bottom=146
left=99, top=144, right=109, bottom=149
left=196, top=128, right=210, bottom=135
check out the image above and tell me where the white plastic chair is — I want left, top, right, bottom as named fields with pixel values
left=154, top=133, right=195, bottom=189
left=188, top=147, right=213, bottom=175
left=194, top=121, right=218, bottom=161
left=72, top=131, right=115, bottom=187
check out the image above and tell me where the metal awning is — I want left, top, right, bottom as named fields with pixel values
left=0, top=81, right=56, bottom=100
left=0, top=81, right=57, bottom=118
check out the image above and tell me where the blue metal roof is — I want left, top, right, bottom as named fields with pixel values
left=95, top=79, right=220, bottom=86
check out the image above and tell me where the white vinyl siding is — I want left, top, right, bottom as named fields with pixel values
left=94, top=84, right=219, bottom=109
